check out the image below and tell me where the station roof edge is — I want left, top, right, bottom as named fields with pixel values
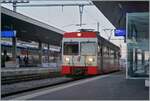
left=1, top=6, right=65, bottom=35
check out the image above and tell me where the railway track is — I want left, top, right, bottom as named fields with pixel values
left=2, top=75, right=97, bottom=98
left=1, top=72, right=61, bottom=85
left=1, top=77, right=74, bottom=98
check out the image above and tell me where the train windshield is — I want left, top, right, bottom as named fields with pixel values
left=81, top=42, right=96, bottom=55
left=63, top=42, right=79, bottom=55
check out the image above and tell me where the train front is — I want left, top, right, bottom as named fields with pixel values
left=61, top=32, right=98, bottom=77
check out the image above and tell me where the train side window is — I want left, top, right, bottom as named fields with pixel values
left=103, top=46, right=108, bottom=57
left=116, top=52, right=119, bottom=59
left=103, top=46, right=105, bottom=56
left=107, top=47, right=109, bottom=56
left=98, top=45, right=101, bottom=56
left=110, top=50, right=114, bottom=58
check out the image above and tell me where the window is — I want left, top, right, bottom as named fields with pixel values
left=63, top=42, right=79, bottom=55
left=81, top=42, right=96, bottom=55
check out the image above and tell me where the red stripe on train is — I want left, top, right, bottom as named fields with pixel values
left=64, top=32, right=97, bottom=38
left=61, top=65, right=98, bottom=75
left=87, top=66, right=98, bottom=75
left=61, top=66, right=71, bottom=75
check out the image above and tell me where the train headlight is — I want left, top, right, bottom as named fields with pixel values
left=77, top=33, right=82, bottom=37
left=65, top=57, right=70, bottom=62
left=88, top=57, right=94, bottom=62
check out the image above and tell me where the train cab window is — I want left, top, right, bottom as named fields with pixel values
left=63, top=42, right=79, bottom=55
left=81, top=42, right=96, bottom=55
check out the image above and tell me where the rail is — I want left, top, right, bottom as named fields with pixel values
left=2, top=72, right=61, bottom=85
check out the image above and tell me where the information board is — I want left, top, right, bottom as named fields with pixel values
left=115, top=29, right=126, bottom=36
left=1, top=31, right=16, bottom=38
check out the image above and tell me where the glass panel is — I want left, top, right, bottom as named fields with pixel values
left=63, top=42, right=79, bottom=55
left=127, top=12, right=149, bottom=78
left=81, top=42, right=96, bottom=55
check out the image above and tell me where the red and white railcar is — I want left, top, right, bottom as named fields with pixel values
left=61, top=31, right=120, bottom=77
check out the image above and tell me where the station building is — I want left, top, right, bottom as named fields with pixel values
left=1, top=7, right=65, bottom=68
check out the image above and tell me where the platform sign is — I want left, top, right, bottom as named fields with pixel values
left=1, top=31, right=16, bottom=38
left=115, top=29, right=126, bottom=36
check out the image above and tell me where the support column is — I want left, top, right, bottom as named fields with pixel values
left=142, top=50, right=145, bottom=66
left=135, top=49, right=138, bottom=71
left=12, top=37, right=17, bottom=62
left=142, top=50, right=145, bottom=73
left=128, top=48, right=134, bottom=76
left=13, top=1, right=17, bottom=12
left=38, top=41, right=42, bottom=66
left=47, top=43, right=50, bottom=63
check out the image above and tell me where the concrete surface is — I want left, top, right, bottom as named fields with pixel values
left=29, top=71, right=148, bottom=100
left=3, top=71, right=149, bottom=100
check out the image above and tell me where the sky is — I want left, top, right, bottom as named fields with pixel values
left=1, top=0, right=126, bottom=59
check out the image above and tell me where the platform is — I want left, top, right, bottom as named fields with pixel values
left=3, top=70, right=149, bottom=100
left=28, top=71, right=148, bottom=100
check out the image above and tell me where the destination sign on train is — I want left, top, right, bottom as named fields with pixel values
left=115, top=29, right=126, bottom=36
left=1, top=31, right=16, bottom=38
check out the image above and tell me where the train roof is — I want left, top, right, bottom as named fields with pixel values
left=96, top=32, right=120, bottom=51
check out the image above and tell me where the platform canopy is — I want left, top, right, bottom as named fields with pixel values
left=92, top=1, right=149, bottom=29
left=1, top=7, right=65, bottom=46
